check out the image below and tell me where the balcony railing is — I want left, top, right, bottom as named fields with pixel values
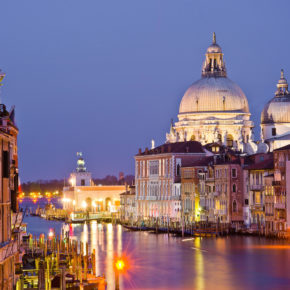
left=146, top=196, right=157, bottom=201
left=250, top=184, right=265, bottom=191
left=272, top=181, right=281, bottom=186
left=274, top=203, right=286, bottom=209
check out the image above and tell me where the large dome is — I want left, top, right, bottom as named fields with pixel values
left=179, top=33, right=250, bottom=115
left=261, top=70, right=290, bottom=124
left=179, top=77, right=250, bottom=114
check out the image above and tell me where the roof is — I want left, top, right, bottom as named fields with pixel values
left=245, top=158, right=274, bottom=170
left=274, top=144, right=290, bottom=152
left=182, top=157, right=214, bottom=168
left=136, top=141, right=205, bottom=156
left=120, top=191, right=135, bottom=196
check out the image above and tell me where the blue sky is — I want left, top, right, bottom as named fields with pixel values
left=1, top=0, right=290, bottom=181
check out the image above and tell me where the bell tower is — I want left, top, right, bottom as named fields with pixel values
left=69, top=152, right=92, bottom=187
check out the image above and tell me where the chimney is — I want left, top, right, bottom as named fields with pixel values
left=240, top=157, right=245, bottom=167
left=145, top=147, right=149, bottom=154
left=138, top=148, right=142, bottom=154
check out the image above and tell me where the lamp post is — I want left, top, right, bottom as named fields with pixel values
left=114, top=258, right=125, bottom=290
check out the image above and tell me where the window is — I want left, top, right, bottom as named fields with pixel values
left=81, top=179, right=85, bottom=186
left=233, top=200, right=237, bottom=212
left=149, top=160, right=159, bottom=176
left=245, top=199, right=249, bottom=205
left=232, top=168, right=237, bottom=178
left=232, top=184, right=236, bottom=192
left=2, top=150, right=9, bottom=178
left=272, top=128, right=276, bottom=136
left=226, top=134, right=233, bottom=147
left=177, top=164, right=180, bottom=176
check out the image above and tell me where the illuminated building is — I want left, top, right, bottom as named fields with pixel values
left=246, top=154, right=274, bottom=231
left=272, top=145, right=290, bottom=231
left=63, top=153, right=126, bottom=212
left=0, top=69, right=20, bottom=289
left=180, top=158, right=212, bottom=224
left=166, top=33, right=256, bottom=154
left=120, top=186, right=136, bottom=223
left=135, top=141, right=206, bottom=222
left=261, top=70, right=290, bottom=151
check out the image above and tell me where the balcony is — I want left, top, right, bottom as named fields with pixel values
left=250, top=184, right=265, bottom=191
left=272, top=181, right=281, bottom=186
left=274, top=203, right=286, bottom=209
left=146, top=196, right=157, bottom=201
left=0, top=240, right=18, bottom=263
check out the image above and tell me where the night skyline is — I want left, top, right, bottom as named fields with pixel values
left=1, top=1, right=290, bottom=181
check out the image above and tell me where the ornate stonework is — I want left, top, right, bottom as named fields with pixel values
left=166, top=33, right=255, bottom=153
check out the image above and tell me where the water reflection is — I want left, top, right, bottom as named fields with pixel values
left=23, top=212, right=290, bottom=290
left=194, top=238, right=204, bottom=290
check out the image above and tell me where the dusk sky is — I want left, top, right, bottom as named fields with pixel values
left=1, top=1, right=290, bottom=182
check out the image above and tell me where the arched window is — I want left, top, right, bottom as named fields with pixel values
left=190, top=135, right=196, bottom=141
left=218, top=134, right=222, bottom=142
left=232, top=184, right=236, bottom=192
left=233, top=200, right=237, bottom=212
left=226, top=134, right=234, bottom=147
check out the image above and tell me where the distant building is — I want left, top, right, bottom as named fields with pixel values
left=120, top=186, right=136, bottom=223
left=63, top=153, right=126, bottom=213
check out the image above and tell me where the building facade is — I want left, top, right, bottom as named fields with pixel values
left=166, top=33, right=255, bottom=154
left=120, top=186, right=136, bottom=223
left=0, top=70, right=20, bottom=289
left=63, top=153, right=126, bottom=213
left=135, top=142, right=207, bottom=223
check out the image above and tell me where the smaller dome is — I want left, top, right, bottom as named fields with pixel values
left=206, top=32, right=222, bottom=53
left=261, top=70, right=290, bottom=124
left=207, top=43, right=222, bottom=53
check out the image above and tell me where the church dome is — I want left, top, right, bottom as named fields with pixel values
left=179, top=77, right=249, bottom=114
left=261, top=70, right=290, bottom=124
left=179, top=33, right=249, bottom=114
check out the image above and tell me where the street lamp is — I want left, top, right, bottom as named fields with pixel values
left=82, top=201, right=87, bottom=210
left=114, top=257, right=127, bottom=290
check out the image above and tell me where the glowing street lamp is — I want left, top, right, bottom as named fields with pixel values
left=81, top=200, right=87, bottom=210
left=114, top=257, right=128, bottom=290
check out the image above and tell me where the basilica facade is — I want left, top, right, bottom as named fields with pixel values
left=166, top=33, right=256, bottom=154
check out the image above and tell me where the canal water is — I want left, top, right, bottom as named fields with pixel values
left=20, top=198, right=290, bottom=290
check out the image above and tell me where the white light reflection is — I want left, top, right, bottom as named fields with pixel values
left=81, top=223, right=88, bottom=255
left=106, top=223, right=114, bottom=289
